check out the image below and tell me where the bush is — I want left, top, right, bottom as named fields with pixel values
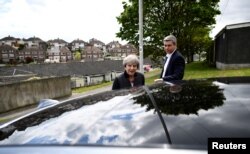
left=25, top=57, right=34, bottom=64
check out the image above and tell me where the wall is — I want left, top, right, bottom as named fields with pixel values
left=0, top=76, right=71, bottom=113
left=71, top=77, right=86, bottom=88
left=70, top=71, right=123, bottom=88
left=215, top=24, right=250, bottom=69
left=227, top=27, right=250, bottom=64
left=215, top=29, right=227, bottom=64
left=90, top=75, right=105, bottom=84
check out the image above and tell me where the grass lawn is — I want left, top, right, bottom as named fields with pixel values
left=73, top=62, right=250, bottom=93
left=72, top=81, right=112, bottom=93
left=184, top=62, right=250, bottom=79
left=145, top=62, right=250, bottom=85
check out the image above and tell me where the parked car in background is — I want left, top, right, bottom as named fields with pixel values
left=143, top=64, right=152, bottom=72
left=44, top=59, right=60, bottom=63
left=0, top=76, right=250, bottom=154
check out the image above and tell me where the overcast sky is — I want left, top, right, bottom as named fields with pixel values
left=1, top=0, right=250, bottom=43
left=211, top=0, right=250, bottom=38
left=0, top=0, right=125, bottom=44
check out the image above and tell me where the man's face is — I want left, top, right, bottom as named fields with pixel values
left=164, top=41, right=176, bottom=54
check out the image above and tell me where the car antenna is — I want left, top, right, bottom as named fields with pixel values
left=143, top=86, right=172, bottom=144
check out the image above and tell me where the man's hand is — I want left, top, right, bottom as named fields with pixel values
left=154, top=78, right=163, bottom=83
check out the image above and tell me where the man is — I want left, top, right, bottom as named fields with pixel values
left=155, top=35, right=185, bottom=83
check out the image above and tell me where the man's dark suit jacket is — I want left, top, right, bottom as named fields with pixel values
left=160, top=50, right=185, bottom=81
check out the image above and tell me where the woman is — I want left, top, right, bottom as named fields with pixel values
left=112, top=54, right=145, bottom=90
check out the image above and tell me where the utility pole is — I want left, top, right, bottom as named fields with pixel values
left=139, top=0, right=143, bottom=73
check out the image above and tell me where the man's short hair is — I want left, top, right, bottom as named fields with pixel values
left=164, top=35, right=177, bottom=45
left=123, top=54, right=139, bottom=68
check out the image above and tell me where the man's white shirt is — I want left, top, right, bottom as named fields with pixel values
left=162, top=50, right=176, bottom=78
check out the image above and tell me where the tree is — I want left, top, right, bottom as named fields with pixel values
left=134, top=81, right=225, bottom=115
left=74, top=51, right=81, bottom=61
left=18, top=44, right=25, bottom=51
left=117, top=0, right=220, bottom=63
left=25, top=57, right=34, bottom=64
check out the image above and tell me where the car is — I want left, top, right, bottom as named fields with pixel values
left=0, top=76, right=250, bottom=154
left=44, top=59, right=51, bottom=63
left=44, top=59, right=60, bottom=63
left=143, top=64, right=152, bottom=72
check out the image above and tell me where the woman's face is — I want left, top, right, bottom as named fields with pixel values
left=125, top=63, right=138, bottom=76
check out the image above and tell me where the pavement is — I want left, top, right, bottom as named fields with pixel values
left=0, top=85, right=112, bottom=126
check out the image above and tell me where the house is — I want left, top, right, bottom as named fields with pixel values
left=59, top=46, right=72, bottom=62
left=25, top=36, right=45, bottom=48
left=89, top=38, right=105, bottom=50
left=47, top=46, right=72, bottom=63
left=215, top=22, right=250, bottom=69
left=0, top=35, right=18, bottom=48
left=69, top=39, right=88, bottom=51
left=106, top=41, right=122, bottom=50
left=0, top=44, right=18, bottom=63
left=81, top=45, right=104, bottom=62
left=18, top=47, right=46, bottom=63
left=47, top=38, right=68, bottom=48
left=109, top=43, right=138, bottom=58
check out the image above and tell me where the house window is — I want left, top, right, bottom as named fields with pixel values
left=9, top=54, right=14, bottom=58
left=2, top=54, right=8, bottom=58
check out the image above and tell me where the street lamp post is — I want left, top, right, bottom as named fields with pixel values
left=139, top=0, right=143, bottom=73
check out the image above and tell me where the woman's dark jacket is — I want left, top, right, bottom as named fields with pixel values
left=112, top=71, right=145, bottom=90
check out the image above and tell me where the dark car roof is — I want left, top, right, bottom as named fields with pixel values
left=0, top=77, right=250, bottom=150
left=155, top=80, right=250, bottom=145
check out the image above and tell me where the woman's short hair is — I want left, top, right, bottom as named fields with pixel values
left=123, top=54, right=139, bottom=67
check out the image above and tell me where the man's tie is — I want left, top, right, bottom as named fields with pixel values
left=164, top=56, right=168, bottom=64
